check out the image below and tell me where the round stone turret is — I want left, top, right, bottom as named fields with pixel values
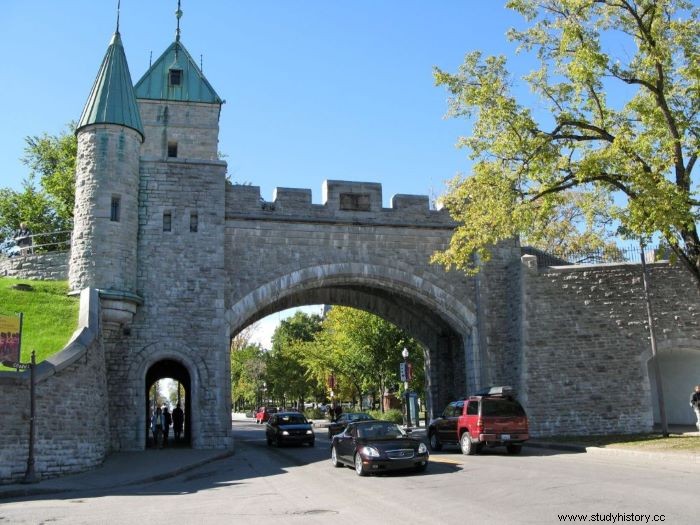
left=69, top=30, right=144, bottom=328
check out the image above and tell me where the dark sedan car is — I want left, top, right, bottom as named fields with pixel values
left=327, top=412, right=374, bottom=439
left=330, top=420, right=429, bottom=476
left=266, top=412, right=315, bottom=447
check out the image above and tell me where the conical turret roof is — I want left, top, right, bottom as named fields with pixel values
left=77, top=31, right=144, bottom=138
left=134, top=40, right=222, bottom=104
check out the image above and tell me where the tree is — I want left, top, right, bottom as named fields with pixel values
left=0, top=123, right=76, bottom=240
left=265, top=312, right=323, bottom=407
left=230, top=325, right=266, bottom=410
left=300, top=307, right=425, bottom=410
left=433, top=0, right=700, bottom=289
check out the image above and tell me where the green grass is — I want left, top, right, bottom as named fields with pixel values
left=0, top=277, right=79, bottom=369
left=545, top=433, right=700, bottom=453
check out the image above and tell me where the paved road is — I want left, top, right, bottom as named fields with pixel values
left=1, top=421, right=697, bottom=524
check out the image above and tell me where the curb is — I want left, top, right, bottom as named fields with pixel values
left=0, top=449, right=236, bottom=501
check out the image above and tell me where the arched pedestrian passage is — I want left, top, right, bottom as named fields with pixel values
left=146, top=359, right=192, bottom=447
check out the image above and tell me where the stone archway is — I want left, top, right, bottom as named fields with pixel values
left=145, top=359, right=192, bottom=447
left=226, top=263, right=479, bottom=418
left=116, top=341, right=211, bottom=451
left=644, top=340, right=700, bottom=425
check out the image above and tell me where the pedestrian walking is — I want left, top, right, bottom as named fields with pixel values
left=162, top=406, right=172, bottom=447
left=173, top=402, right=184, bottom=443
left=690, top=384, right=700, bottom=432
left=151, top=406, right=163, bottom=448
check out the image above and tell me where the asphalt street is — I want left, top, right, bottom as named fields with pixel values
left=0, top=421, right=697, bottom=524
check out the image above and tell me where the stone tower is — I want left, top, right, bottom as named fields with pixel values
left=69, top=28, right=144, bottom=329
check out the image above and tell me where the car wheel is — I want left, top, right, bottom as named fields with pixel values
left=331, top=446, right=342, bottom=468
left=460, top=432, right=477, bottom=455
left=506, top=443, right=522, bottom=455
left=354, top=453, right=367, bottom=476
left=428, top=431, right=442, bottom=451
left=274, top=436, right=280, bottom=447
left=266, top=435, right=272, bottom=446
left=309, top=439, right=315, bottom=447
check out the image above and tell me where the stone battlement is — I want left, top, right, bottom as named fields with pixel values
left=226, top=180, right=452, bottom=226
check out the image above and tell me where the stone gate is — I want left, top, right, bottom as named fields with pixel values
left=2, top=14, right=700, bottom=483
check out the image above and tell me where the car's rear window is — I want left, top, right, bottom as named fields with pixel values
left=279, top=414, right=307, bottom=424
left=481, top=399, right=526, bottom=417
left=349, top=413, right=372, bottom=422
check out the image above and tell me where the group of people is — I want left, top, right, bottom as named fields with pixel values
left=150, top=402, right=184, bottom=448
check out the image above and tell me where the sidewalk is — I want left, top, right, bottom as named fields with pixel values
left=0, top=448, right=234, bottom=501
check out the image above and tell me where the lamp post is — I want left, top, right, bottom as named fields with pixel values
left=402, top=347, right=411, bottom=430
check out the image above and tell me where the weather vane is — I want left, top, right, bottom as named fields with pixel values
left=175, top=0, right=183, bottom=42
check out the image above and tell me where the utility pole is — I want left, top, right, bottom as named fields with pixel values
left=639, top=240, right=669, bottom=437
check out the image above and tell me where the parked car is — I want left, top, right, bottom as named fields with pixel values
left=328, top=412, right=374, bottom=439
left=255, top=406, right=277, bottom=424
left=428, top=386, right=529, bottom=455
left=266, top=412, right=315, bottom=447
left=330, top=420, right=429, bottom=476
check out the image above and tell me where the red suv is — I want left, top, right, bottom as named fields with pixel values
left=428, top=387, right=529, bottom=455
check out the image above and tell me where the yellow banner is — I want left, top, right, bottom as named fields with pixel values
left=0, top=314, right=21, bottom=363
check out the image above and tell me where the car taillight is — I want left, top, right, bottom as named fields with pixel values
left=477, top=418, right=484, bottom=431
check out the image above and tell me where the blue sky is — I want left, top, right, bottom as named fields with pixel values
left=0, top=0, right=529, bottom=205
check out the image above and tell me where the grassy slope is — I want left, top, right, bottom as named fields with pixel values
left=0, top=277, right=78, bottom=369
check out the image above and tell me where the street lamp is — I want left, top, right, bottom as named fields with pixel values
left=402, top=347, right=411, bottom=430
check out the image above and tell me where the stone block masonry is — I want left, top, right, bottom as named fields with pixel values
left=519, top=260, right=700, bottom=436
left=0, top=289, right=108, bottom=484
left=0, top=251, right=69, bottom=280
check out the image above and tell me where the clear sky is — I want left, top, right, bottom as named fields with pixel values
left=0, top=0, right=529, bottom=205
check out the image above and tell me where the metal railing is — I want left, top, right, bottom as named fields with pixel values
left=2, top=230, right=72, bottom=257
left=523, top=245, right=670, bottom=268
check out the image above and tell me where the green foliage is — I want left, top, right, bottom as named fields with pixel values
left=368, top=408, right=403, bottom=424
left=0, top=124, right=76, bottom=239
left=434, top=1, right=700, bottom=285
left=265, top=312, right=323, bottom=405
left=230, top=326, right=266, bottom=410
left=304, top=407, right=324, bottom=419
left=0, top=277, right=79, bottom=369
left=299, top=307, right=425, bottom=404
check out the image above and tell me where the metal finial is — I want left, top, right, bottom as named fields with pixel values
left=116, top=0, right=121, bottom=33
left=175, top=0, right=183, bottom=42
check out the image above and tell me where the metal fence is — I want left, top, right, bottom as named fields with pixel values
left=1, top=230, right=71, bottom=257
left=523, top=245, right=670, bottom=268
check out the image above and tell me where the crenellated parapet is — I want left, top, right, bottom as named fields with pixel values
left=225, top=179, right=453, bottom=227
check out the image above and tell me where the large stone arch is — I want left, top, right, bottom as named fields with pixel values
left=225, top=263, right=479, bottom=417
left=119, top=341, right=212, bottom=450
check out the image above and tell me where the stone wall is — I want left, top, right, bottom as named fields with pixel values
left=519, top=259, right=700, bottom=436
left=0, top=289, right=108, bottom=484
left=0, top=251, right=69, bottom=280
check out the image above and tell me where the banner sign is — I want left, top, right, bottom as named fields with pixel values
left=0, top=314, right=22, bottom=364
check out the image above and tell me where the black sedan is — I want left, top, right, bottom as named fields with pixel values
left=266, top=412, right=315, bottom=447
left=327, top=412, right=374, bottom=439
left=330, top=420, right=429, bottom=476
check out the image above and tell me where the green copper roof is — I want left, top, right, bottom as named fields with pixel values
left=134, top=40, right=222, bottom=104
left=77, top=32, right=144, bottom=138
